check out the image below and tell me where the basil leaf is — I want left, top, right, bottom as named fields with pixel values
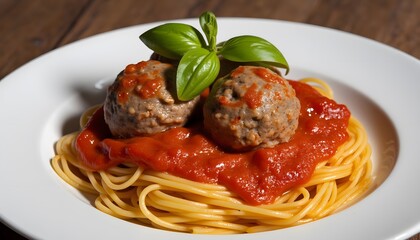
left=139, top=23, right=206, bottom=59
left=177, top=48, right=220, bottom=101
left=199, top=11, right=218, bottom=50
left=219, top=35, right=289, bottom=74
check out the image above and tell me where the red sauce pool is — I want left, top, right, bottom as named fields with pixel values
left=75, top=80, right=350, bottom=205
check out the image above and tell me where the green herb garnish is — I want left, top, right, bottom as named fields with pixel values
left=140, top=11, right=289, bottom=101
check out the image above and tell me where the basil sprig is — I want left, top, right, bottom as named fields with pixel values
left=140, top=11, right=289, bottom=101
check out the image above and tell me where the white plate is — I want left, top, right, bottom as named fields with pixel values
left=0, top=18, right=419, bottom=240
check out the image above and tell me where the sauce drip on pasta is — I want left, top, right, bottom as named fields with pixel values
left=75, top=80, right=350, bottom=205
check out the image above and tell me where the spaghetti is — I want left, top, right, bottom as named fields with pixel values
left=51, top=78, right=372, bottom=234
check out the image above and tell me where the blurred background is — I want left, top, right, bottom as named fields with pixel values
left=1, top=0, right=419, bottom=80
left=0, top=0, right=419, bottom=239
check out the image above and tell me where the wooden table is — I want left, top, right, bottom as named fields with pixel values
left=0, top=0, right=419, bottom=239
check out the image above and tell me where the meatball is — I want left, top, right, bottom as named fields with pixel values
left=104, top=60, right=199, bottom=138
left=203, top=66, right=300, bottom=151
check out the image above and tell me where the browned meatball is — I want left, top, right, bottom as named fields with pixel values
left=203, top=66, right=300, bottom=151
left=104, top=60, right=199, bottom=138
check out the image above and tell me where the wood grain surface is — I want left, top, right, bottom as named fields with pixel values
left=0, top=0, right=419, bottom=239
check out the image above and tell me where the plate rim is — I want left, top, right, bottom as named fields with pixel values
left=0, top=17, right=419, bottom=240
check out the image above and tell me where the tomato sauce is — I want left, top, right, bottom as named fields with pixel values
left=75, top=80, right=350, bottom=205
left=252, top=67, right=285, bottom=85
left=242, top=83, right=263, bottom=109
left=115, top=61, right=164, bottom=103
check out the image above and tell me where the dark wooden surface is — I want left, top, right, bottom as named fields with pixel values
left=0, top=0, right=419, bottom=239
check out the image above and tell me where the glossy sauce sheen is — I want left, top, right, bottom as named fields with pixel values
left=75, top=81, right=351, bottom=205
left=116, top=61, right=163, bottom=103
